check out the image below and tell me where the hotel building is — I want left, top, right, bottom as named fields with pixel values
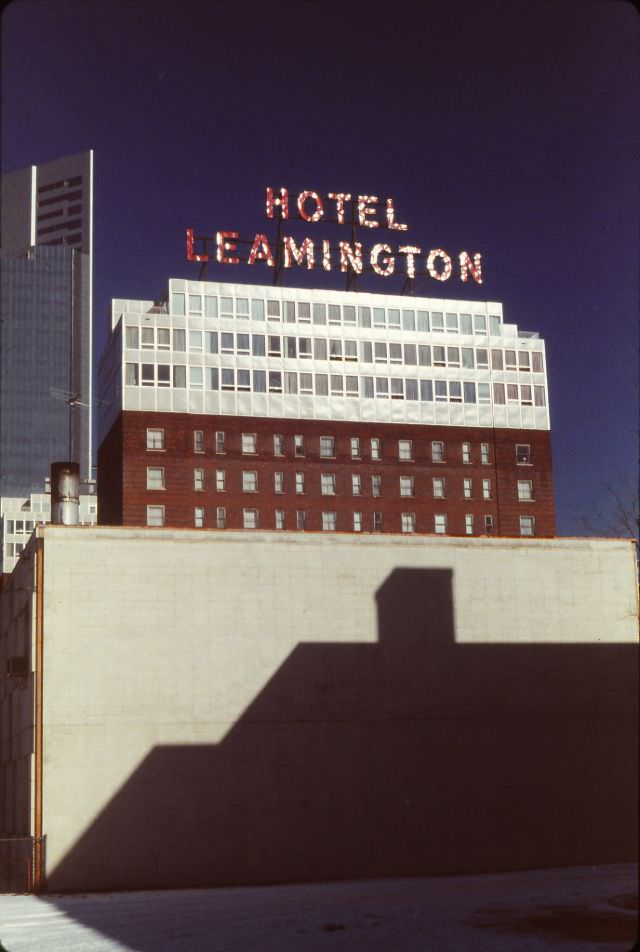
left=98, top=279, right=555, bottom=537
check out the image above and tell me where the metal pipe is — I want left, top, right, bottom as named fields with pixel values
left=33, top=534, right=44, bottom=892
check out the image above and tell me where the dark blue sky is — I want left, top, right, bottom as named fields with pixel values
left=2, top=0, right=638, bottom=535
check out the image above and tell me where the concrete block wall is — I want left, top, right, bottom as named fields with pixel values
left=19, top=528, right=640, bottom=890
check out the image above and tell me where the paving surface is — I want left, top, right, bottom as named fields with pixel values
left=0, top=864, right=637, bottom=951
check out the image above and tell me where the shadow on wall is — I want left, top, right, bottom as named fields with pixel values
left=46, top=568, right=637, bottom=897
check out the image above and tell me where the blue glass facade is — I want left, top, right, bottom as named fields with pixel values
left=0, top=245, right=90, bottom=495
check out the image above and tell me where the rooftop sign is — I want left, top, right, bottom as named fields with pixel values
left=187, top=187, right=483, bottom=285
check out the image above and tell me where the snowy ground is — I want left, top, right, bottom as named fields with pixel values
left=0, top=864, right=637, bottom=952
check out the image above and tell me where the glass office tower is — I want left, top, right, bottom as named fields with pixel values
left=0, top=150, right=94, bottom=572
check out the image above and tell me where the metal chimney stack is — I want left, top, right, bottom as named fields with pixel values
left=50, top=462, right=80, bottom=525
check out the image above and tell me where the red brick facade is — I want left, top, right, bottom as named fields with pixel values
left=98, top=411, right=556, bottom=537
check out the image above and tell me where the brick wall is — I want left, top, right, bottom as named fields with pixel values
left=99, top=412, right=556, bottom=537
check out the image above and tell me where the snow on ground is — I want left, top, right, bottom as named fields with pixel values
left=0, top=864, right=637, bottom=952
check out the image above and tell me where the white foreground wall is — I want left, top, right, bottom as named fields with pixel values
left=26, top=528, right=639, bottom=889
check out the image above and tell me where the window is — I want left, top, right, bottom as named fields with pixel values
left=520, top=515, right=535, bottom=537
left=461, top=442, right=471, bottom=464
left=351, top=437, right=360, bottom=459
left=433, top=477, right=446, bottom=498
left=215, top=431, right=225, bottom=454
left=275, top=510, right=285, bottom=530
left=321, top=473, right=336, bottom=495
left=189, top=366, right=203, bottom=390
left=493, top=383, right=505, bottom=405
left=194, top=430, right=204, bottom=453
left=320, top=436, right=335, bottom=458
left=353, top=512, right=362, bottom=532
left=516, top=443, right=532, bottom=464
left=532, top=352, right=544, bottom=373
left=352, top=474, right=361, bottom=496
left=295, top=472, right=305, bottom=494
left=147, top=428, right=164, bottom=450
left=482, top=479, right=491, bottom=500
left=243, top=509, right=259, bottom=529
left=431, top=441, right=444, bottom=463
left=146, top=467, right=165, bottom=490
left=216, top=470, right=226, bottom=492
left=294, top=435, right=305, bottom=457
left=194, top=468, right=204, bottom=491
left=465, top=514, right=474, bottom=535
left=242, top=433, right=257, bottom=455
left=322, top=511, right=337, bottom=531
left=534, top=386, right=546, bottom=407
left=274, top=472, right=284, bottom=493
left=402, top=513, right=416, bottom=533
left=296, top=510, right=306, bottom=530
left=242, top=471, right=258, bottom=492
left=125, top=363, right=139, bottom=386
left=398, top=439, right=412, bottom=461
left=481, top=443, right=490, bottom=464
left=434, top=514, right=447, bottom=534
left=373, top=512, right=383, bottom=531
left=485, top=515, right=494, bottom=533
left=141, top=326, right=154, bottom=349
left=505, top=349, right=517, bottom=370
left=400, top=476, right=414, bottom=497
left=194, top=507, right=205, bottom=528
left=273, top=434, right=284, bottom=456
left=173, top=366, right=186, bottom=388
left=125, top=325, right=139, bottom=349
left=370, top=438, right=381, bottom=460
left=371, top=475, right=382, bottom=497
left=518, top=480, right=534, bottom=501
left=463, top=478, right=473, bottom=499
left=141, top=364, right=154, bottom=386
left=146, top=505, right=165, bottom=527
left=216, top=507, right=226, bottom=529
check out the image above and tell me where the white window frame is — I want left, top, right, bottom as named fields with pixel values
left=520, top=515, right=535, bottom=537
left=465, top=514, right=474, bottom=535
left=193, top=430, right=204, bottom=453
left=146, top=428, right=165, bottom=450
left=146, top=505, right=165, bottom=527
left=274, top=472, right=284, bottom=493
left=321, top=473, right=336, bottom=495
left=216, top=470, right=226, bottom=492
left=398, top=439, right=412, bottom=461
left=295, top=472, right=305, bottom=494
left=401, top=512, right=416, bottom=534
left=517, top=480, right=534, bottom=501
left=243, top=508, right=259, bottom=529
left=320, top=436, right=335, bottom=458
left=322, top=511, right=337, bottom=531
left=400, top=476, right=414, bottom=497
left=146, top=466, right=165, bottom=490
left=433, top=477, right=446, bottom=499
left=194, top=507, right=205, bottom=528
left=242, top=471, right=258, bottom=493
left=194, top=468, right=204, bottom=491
left=482, top=479, right=491, bottom=500
left=242, top=433, right=257, bottom=455
left=431, top=441, right=444, bottom=463
left=216, top=506, right=226, bottom=529
left=434, top=514, right=447, bottom=535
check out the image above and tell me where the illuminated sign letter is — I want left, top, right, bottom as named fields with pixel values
left=248, top=233, right=275, bottom=267
left=265, top=187, right=289, bottom=219
left=459, top=251, right=483, bottom=284
left=297, top=190, right=324, bottom=222
left=322, top=239, right=332, bottom=271
left=216, top=231, right=239, bottom=265
left=398, top=245, right=421, bottom=279
left=283, top=236, right=315, bottom=269
left=370, top=243, right=395, bottom=277
left=386, top=197, right=408, bottom=231
left=339, top=241, right=363, bottom=273
left=186, top=228, right=209, bottom=262
left=427, top=248, right=453, bottom=281
left=328, top=192, right=351, bottom=224
left=357, top=195, right=380, bottom=228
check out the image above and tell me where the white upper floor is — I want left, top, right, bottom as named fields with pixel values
left=99, top=280, right=549, bottom=439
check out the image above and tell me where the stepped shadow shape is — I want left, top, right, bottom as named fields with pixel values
left=42, top=568, right=637, bottom=944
